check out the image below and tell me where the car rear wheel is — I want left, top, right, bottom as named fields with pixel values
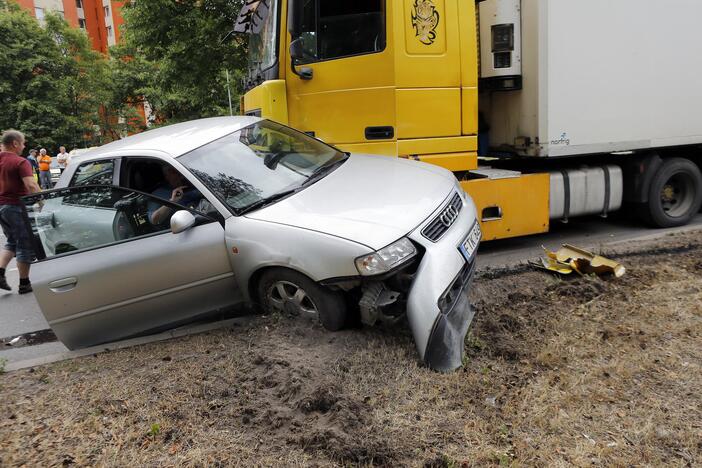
left=257, top=268, right=348, bottom=331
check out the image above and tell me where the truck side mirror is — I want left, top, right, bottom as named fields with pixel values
left=289, top=38, right=313, bottom=80
left=290, top=37, right=304, bottom=61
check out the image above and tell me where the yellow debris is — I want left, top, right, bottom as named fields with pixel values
left=535, top=244, right=626, bottom=277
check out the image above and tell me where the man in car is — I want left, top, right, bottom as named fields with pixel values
left=0, top=130, right=42, bottom=294
left=148, top=165, right=202, bottom=227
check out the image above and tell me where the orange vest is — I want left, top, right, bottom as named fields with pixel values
left=38, top=155, right=52, bottom=172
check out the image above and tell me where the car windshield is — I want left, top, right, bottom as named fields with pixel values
left=246, top=0, right=279, bottom=78
left=178, top=120, right=347, bottom=215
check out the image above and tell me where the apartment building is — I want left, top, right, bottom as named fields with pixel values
left=15, top=0, right=126, bottom=53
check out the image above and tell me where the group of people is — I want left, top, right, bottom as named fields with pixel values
left=26, top=146, right=71, bottom=190
left=0, top=129, right=41, bottom=294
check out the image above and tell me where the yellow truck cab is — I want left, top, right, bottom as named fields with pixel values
left=238, top=0, right=702, bottom=240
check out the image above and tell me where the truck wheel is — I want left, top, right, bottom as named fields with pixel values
left=257, top=268, right=348, bottom=331
left=644, top=158, right=702, bottom=228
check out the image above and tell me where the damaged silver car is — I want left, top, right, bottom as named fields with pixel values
left=20, top=117, right=481, bottom=371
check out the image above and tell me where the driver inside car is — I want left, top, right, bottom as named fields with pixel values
left=148, top=165, right=203, bottom=226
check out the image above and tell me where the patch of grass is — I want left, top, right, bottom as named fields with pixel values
left=495, top=451, right=512, bottom=467
left=0, top=357, right=6, bottom=374
left=465, top=331, right=485, bottom=350
left=0, top=231, right=700, bottom=466
left=148, top=423, right=161, bottom=437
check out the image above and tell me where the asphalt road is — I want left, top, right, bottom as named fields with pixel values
left=476, top=212, right=702, bottom=269
left=2, top=213, right=701, bottom=367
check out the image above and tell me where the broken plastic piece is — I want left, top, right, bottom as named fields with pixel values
left=537, top=244, right=625, bottom=277
left=534, top=257, right=576, bottom=275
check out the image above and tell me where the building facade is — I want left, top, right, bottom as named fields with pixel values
left=14, top=0, right=126, bottom=53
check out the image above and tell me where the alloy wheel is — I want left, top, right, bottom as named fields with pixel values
left=266, top=280, right=319, bottom=320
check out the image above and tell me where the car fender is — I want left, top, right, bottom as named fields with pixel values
left=223, top=216, right=372, bottom=301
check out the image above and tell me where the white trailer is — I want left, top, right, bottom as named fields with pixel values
left=478, top=0, right=702, bottom=227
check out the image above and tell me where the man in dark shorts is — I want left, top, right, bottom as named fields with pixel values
left=0, top=130, right=41, bottom=294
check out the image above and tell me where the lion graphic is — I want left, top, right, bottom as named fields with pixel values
left=412, top=0, right=440, bottom=45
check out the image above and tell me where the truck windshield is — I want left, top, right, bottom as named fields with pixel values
left=178, top=120, right=348, bottom=215
left=247, top=0, right=279, bottom=78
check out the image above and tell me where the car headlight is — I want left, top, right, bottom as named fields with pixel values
left=355, top=238, right=417, bottom=276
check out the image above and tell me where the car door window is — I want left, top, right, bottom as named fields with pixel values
left=121, top=158, right=223, bottom=221
left=70, top=160, right=115, bottom=186
left=22, top=186, right=210, bottom=259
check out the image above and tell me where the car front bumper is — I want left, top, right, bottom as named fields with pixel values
left=423, top=260, right=477, bottom=371
left=406, top=190, right=480, bottom=372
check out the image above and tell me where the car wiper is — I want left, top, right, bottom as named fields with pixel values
left=302, top=156, right=349, bottom=186
left=239, top=188, right=299, bottom=215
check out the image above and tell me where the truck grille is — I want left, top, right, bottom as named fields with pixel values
left=421, top=193, right=462, bottom=242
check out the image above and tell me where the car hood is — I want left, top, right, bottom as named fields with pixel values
left=246, top=154, right=456, bottom=250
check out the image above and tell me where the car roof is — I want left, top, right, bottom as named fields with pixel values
left=74, top=116, right=261, bottom=163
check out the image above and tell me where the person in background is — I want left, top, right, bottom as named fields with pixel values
left=37, top=148, right=52, bottom=189
left=56, top=146, right=69, bottom=173
left=27, top=149, right=39, bottom=179
left=0, top=130, right=41, bottom=294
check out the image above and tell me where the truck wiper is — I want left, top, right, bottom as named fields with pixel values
left=239, top=188, right=299, bottom=215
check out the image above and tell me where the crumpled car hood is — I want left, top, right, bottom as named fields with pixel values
left=246, top=154, right=455, bottom=250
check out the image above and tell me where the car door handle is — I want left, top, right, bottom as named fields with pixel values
left=49, top=277, right=78, bottom=293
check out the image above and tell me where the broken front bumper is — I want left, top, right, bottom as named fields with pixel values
left=423, top=260, right=477, bottom=372
left=406, top=190, right=480, bottom=372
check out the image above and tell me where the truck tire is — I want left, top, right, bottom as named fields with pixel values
left=257, top=268, right=348, bottom=331
left=643, top=158, right=702, bottom=228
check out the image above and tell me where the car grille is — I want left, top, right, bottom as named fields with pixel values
left=421, top=193, right=462, bottom=242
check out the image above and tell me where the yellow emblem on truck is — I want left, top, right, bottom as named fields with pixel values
left=411, top=0, right=440, bottom=45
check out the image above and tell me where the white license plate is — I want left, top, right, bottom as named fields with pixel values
left=460, top=222, right=482, bottom=262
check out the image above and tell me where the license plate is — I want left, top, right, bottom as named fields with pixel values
left=459, top=222, right=482, bottom=262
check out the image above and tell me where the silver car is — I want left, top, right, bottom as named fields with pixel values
left=20, top=117, right=481, bottom=372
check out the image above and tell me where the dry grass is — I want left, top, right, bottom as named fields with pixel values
left=1, top=231, right=701, bottom=467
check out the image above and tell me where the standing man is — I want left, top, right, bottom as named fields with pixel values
left=57, top=146, right=69, bottom=173
left=27, top=149, right=40, bottom=179
left=37, top=148, right=52, bottom=189
left=0, top=130, right=41, bottom=294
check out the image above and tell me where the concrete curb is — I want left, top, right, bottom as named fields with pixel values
left=4, top=316, right=252, bottom=372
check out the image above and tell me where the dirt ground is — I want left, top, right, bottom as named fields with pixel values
left=1, top=231, right=701, bottom=467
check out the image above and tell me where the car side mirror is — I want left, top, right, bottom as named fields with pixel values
left=171, top=210, right=196, bottom=234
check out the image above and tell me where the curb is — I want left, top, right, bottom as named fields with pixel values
left=4, top=316, right=252, bottom=372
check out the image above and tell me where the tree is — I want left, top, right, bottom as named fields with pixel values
left=0, top=2, right=71, bottom=151
left=116, top=0, right=247, bottom=123
left=0, top=2, right=132, bottom=151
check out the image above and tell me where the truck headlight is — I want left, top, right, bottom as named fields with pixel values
left=355, top=238, right=417, bottom=276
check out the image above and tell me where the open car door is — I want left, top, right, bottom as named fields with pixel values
left=20, top=185, right=240, bottom=349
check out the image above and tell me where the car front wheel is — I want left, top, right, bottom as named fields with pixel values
left=256, top=268, right=348, bottom=331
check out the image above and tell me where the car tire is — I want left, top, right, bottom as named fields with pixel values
left=643, top=158, right=702, bottom=228
left=257, top=268, right=348, bottom=331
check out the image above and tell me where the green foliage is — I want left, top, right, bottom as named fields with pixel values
left=0, top=6, right=139, bottom=152
left=117, top=0, right=247, bottom=123
left=1, top=0, right=249, bottom=150
left=0, top=357, right=6, bottom=374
